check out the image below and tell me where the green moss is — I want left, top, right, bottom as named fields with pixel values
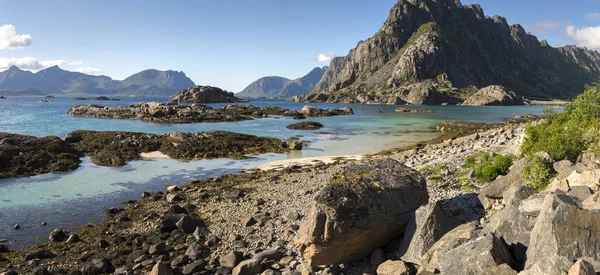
left=419, top=165, right=445, bottom=184
left=405, top=22, right=437, bottom=46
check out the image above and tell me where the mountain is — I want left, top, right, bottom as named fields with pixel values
left=237, top=67, right=327, bottom=98
left=296, top=0, right=600, bottom=105
left=0, top=66, right=195, bottom=96
left=0, top=88, right=46, bottom=96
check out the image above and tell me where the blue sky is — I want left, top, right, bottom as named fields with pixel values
left=0, top=0, right=599, bottom=92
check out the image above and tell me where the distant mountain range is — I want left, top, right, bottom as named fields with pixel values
left=237, top=67, right=327, bottom=98
left=0, top=65, right=196, bottom=96
left=297, top=0, right=600, bottom=104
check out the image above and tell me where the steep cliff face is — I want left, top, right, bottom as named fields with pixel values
left=297, top=0, right=600, bottom=105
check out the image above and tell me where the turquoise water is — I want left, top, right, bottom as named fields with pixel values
left=0, top=96, right=548, bottom=246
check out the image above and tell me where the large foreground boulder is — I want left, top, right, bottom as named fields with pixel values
left=461, top=85, right=522, bottom=106
left=295, top=159, right=428, bottom=267
left=525, top=197, right=600, bottom=274
left=396, top=201, right=461, bottom=265
left=437, top=233, right=515, bottom=275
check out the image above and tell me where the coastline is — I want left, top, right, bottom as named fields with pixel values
left=0, top=118, right=531, bottom=274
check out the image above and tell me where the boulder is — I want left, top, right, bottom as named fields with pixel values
left=397, top=201, right=461, bottom=264
left=48, top=228, right=69, bottom=242
left=285, top=137, right=303, bottom=150
left=220, top=251, right=242, bottom=268
left=437, top=234, right=515, bottom=275
left=376, top=260, right=409, bottom=275
left=286, top=121, right=324, bottom=130
left=481, top=264, right=517, bottom=275
left=553, top=160, right=575, bottom=180
left=295, top=159, right=428, bottom=267
left=526, top=195, right=600, bottom=273
left=419, top=222, right=479, bottom=273
left=567, top=186, right=593, bottom=205
left=64, top=132, right=83, bottom=143
left=484, top=186, right=537, bottom=263
left=176, top=215, right=204, bottom=234
left=182, top=260, right=206, bottom=274
left=461, top=85, right=522, bottom=106
left=568, top=169, right=600, bottom=191
left=479, top=158, right=528, bottom=207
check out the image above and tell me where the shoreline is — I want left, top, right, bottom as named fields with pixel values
left=0, top=119, right=533, bottom=274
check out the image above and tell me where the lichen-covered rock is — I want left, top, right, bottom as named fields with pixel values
left=295, top=159, right=428, bottom=267
left=461, top=86, right=522, bottom=106
left=169, top=85, right=246, bottom=103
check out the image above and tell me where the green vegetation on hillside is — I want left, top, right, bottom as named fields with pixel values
left=522, top=85, right=600, bottom=162
left=521, top=155, right=556, bottom=192
left=463, top=152, right=513, bottom=182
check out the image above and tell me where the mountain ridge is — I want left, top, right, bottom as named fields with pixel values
left=237, top=67, right=327, bottom=98
left=296, top=0, right=600, bottom=105
left=0, top=66, right=196, bottom=96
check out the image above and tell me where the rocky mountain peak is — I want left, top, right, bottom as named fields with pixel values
left=297, top=0, right=600, bottom=105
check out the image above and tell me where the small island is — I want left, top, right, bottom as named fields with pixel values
left=170, top=85, right=247, bottom=103
left=68, top=103, right=353, bottom=124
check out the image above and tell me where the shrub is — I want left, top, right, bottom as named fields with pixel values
left=522, top=86, right=600, bottom=162
left=464, top=152, right=513, bottom=182
left=522, top=156, right=556, bottom=192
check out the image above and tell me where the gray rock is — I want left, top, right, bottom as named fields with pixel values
left=166, top=194, right=183, bottom=204
left=553, top=160, right=575, bottom=180
left=370, top=248, right=385, bottom=267
left=64, top=132, right=83, bottom=143
left=582, top=192, right=600, bottom=212
left=232, top=259, right=262, bottom=275
left=253, top=249, right=284, bottom=262
left=419, top=222, right=479, bottom=273
left=437, top=234, right=514, bottom=275
left=295, top=159, right=428, bottom=267
left=182, top=260, right=206, bottom=275
left=526, top=195, right=600, bottom=273
left=285, top=138, right=303, bottom=151
left=480, top=264, right=517, bottom=275
left=149, top=242, right=166, bottom=255
left=568, top=186, right=593, bottom=205
left=170, top=86, right=246, bottom=104
left=81, top=258, right=114, bottom=274
left=65, top=234, right=81, bottom=244
left=479, top=159, right=528, bottom=207
left=185, top=243, right=202, bottom=258
left=376, top=260, right=408, bottom=275
left=397, top=201, right=460, bottom=265
left=176, top=215, right=204, bottom=234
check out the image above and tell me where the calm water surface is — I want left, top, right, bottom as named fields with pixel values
left=0, top=96, right=548, bottom=246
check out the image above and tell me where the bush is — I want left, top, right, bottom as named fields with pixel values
left=464, top=152, right=513, bottom=182
left=522, top=156, right=556, bottom=192
left=522, top=86, right=600, bottom=162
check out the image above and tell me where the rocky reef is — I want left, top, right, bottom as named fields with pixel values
left=286, top=121, right=324, bottom=130
left=295, top=0, right=600, bottom=105
left=0, top=133, right=82, bottom=179
left=67, top=103, right=353, bottom=124
left=170, top=86, right=247, bottom=103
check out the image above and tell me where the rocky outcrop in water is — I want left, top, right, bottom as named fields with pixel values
left=295, top=0, right=600, bottom=105
left=170, top=86, right=247, bottom=103
left=462, top=85, right=523, bottom=106
left=286, top=121, right=324, bottom=130
left=67, top=103, right=353, bottom=124
left=0, top=133, right=82, bottom=179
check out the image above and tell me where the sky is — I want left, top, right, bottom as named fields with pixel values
left=0, top=0, right=599, bottom=92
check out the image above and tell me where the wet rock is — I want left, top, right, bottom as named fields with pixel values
left=49, top=228, right=69, bottom=242
left=397, top=201, right=461, bottom=265
left=286, top=122, right=324, bottom=130
left=65, top=234, right=81, bottom=244
left=370, top=248, right=385, bottom=267
left=295, top=159, right=428, bottom=267
left=0, top=244, right=9, bottom=253
left=64, top=132, right=83, bottom=143
left=285, top=138, right=303, bottom=151
left=25, top=250, right=56, bottom=260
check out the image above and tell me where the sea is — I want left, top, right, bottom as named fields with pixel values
left=0, top=96, right=549, bottom=246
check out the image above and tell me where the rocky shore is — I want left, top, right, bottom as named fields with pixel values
left=0, top=130, right=299, bottom=179
left=67, top=103, right=353, bottom=124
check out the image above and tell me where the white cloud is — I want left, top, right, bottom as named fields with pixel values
left=0, top=57, right=85, bottom=71
left=0, top=25, right=32, bottom=49
left=529, top=20, right=564, bottom=32
left=585, top=13, right=600, bottom=20
left=72, top=67, right=102, bottom=75
left=317, top=52, right=336, bottom=62
left=566, top=25, right=600, bottom=49
left=104, top=50, right=114, bottom=55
